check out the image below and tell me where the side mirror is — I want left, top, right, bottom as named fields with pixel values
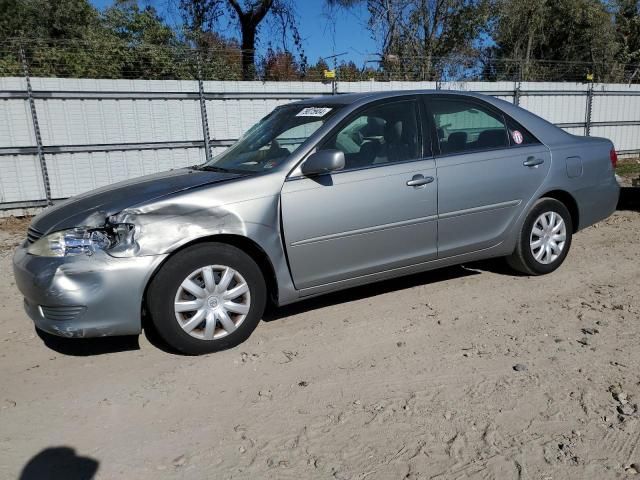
left=301, top=149, right=345, bottom=176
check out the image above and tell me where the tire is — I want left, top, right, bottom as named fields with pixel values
left=146, top=242, right=267, bottom=355
left=507, top=198, right=573, bottom=275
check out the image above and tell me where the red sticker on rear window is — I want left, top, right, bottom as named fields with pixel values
left=511, top=130, right=524, bottom=145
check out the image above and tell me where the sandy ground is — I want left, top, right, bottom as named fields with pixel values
left=1, top=199, right=639, bottom=480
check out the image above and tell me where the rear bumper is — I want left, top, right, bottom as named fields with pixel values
left=575, top=177, right=620, bottom=230
left=13, top=245, right=167, bottom=338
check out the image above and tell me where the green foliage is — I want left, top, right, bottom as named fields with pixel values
left=0, top=0, right=111, bottom=76
left=614, top=0, right=640, bottom=74
left=302, top=58, right=373, bottom=81
left=335, top=0, right=492, bottom=80
left=101, top=1, right=190, bottom=79
left=193, top=32, right=244, bottom=80
left=261, top=48, right=301, bottom=80
left=336, top=0, right=640, bottom=82
left=0, top=0, right=638, bottom=82
left=0, top=0, right=103, bottom=40
left=336, top=61, right=361, bottom=81
left=304, top=57, right=330, bottom=80
left=616, top=158, right=640, bottom=177
left=0, top=0, right=242, bottom=79
left=489, top=0, right=634, bottom=82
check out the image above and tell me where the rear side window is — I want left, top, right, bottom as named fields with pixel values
left=505, top=117, right=540, bottom=147
left=429, top=98, right=509, bottom=155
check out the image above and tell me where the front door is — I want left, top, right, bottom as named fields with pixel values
left=281, top=98, right=438, bottom=290
left=426, top=96, right=551, bottom=257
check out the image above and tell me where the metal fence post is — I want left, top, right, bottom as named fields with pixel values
left=196, top=55, right=213, bottom=164
left=20, top=44, right=52, bottom=205
left=513, top=62, right=522, bottom=106
left=585, top=83, right=594, bottom=136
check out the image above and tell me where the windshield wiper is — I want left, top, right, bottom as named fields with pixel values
left=196, top=165, right=251, bottom=175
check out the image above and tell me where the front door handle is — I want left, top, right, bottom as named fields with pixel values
left=523, top=157, right=544, bottom=167
left=406, top=175, right=435, bottom=187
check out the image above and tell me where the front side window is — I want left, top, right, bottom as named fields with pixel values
left=430, top=98, right=509, bottom=155
left=201, top=104, right=341, bottom=173
left=320, top=100, right=421, bottom=171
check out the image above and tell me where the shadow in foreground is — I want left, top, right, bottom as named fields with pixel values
left=618, top=186, right=640, bottom=211
left=20, top=447, right=98, bottom=480
left=144, top=263, right=495, bottom=353
left=264, top=263, right=484, bottom=321
left=141, top=313, right=182, bottom=355
left=36, top=329, right=139, bottom=356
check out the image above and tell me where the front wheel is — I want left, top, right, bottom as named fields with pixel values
left=507, top=198, right=573, bottom=275
left=147, top=243, right=267, bottom=355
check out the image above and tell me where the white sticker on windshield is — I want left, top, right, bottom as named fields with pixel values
left=296, top=107, right=332, bottom=117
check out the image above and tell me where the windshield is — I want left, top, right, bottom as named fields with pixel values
left=200, top=104, right=341, bottom=173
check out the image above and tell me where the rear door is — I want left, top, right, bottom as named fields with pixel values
left=425, top=96, right=551, bottom=258
left=281, top=97, right=438, bottom=290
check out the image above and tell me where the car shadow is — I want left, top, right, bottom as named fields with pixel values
left=19, top=446, right=99, bottom=480
left=36, top=329, right=140, bottom=356
left=263, top=263, right=488, bottom=321
left=618, top=186, right=640, bottom=211
left=141, top=315, right=183, bottom=355
left=142, top=261, right=508, bottom=354
left=38, top=262, right=504, bottom=356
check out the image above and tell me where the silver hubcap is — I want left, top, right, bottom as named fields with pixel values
left=174, top=265, right=250, bottom=340
left=530, top=211, right=567, bottom=265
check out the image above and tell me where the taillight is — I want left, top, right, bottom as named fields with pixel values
left=610, top=148, right=618, bottom=169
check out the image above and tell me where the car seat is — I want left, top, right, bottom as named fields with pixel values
left=444, top=131, right=468, bottom=153
left=477, top=129, right=507, bottom=149
left=374, top=120, right=410, bottom=164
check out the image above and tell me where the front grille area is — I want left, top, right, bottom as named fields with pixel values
left=40, top=305, right=87, bottom=322
left=26, top=227, right=44, bottom=245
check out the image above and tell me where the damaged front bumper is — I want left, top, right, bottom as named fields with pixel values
left=13, top=244, right=167, bottom=338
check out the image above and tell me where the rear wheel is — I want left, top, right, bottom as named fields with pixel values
left=147, top=243, right=267, bottom=355
left=507, top=198, right=573, bottom=275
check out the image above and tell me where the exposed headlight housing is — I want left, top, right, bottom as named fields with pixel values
left=27, top=225, right=133, bottom=257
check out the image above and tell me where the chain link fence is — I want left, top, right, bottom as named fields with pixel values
left=3, top=39, right=640, bottom=83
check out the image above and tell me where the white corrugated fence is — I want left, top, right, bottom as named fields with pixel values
left=1, top=77, right=638, bottom=211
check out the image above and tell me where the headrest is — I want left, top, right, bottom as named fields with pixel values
left=447, top=131, right=468, bottom=147
left=477, top=129, right=507, bottom=148
left=384, top=120, right=403, bottom=143
left=363, top=116, right=385, bottom=136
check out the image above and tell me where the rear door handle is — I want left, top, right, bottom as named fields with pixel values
left=406, top=175, right=434, bottom=187
left=523, top=157, right=544, bottom=167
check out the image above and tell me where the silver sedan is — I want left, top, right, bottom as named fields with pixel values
left=13, top=90, right=620, bottom=354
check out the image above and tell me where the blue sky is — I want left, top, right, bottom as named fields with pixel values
left=89, top=0, right=378, bottom=67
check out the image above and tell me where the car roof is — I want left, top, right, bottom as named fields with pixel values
left=295, top=89, right=482, bottom=106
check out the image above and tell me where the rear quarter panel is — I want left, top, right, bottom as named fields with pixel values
left=543, top=136, right=619, bottom=230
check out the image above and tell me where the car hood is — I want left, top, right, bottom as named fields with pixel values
left=30, top=168, right=246, bottom=234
